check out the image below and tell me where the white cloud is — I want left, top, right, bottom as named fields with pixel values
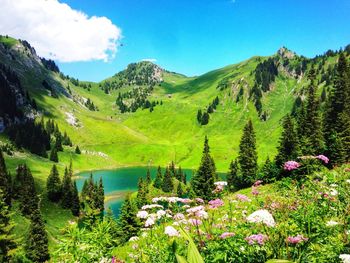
left=0, top=0, right=122, bottom=62
left=141, top=58, right=157, bottom=63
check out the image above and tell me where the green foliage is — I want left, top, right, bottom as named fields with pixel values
left=238, top=120, right=258, bottom=187
left=71, top=181, right=80, bottom=216
left=0, top=191, right=16, bottom=262
left=153, top=166, right=163, bottom=189
left=162, top=166, right=174, bottom=193
left=0, top=149, right=12, bottom=206
left=136, top=177, right=148, bottom=208
left=81, top=174, right=104, bottom=213
left=49, top=146, right=59, bottom=162
left=226, top=159, right=240, bottom=192
left=25, top=209, right=50, bottom=263
left=61, top=167, right=73, bottom=209
left=13, top=164, right=38, bottom=216
left=75, top=145, right=81, bottom=154
left=191, top=136, right=216, bottom=200
left=46, top=164, right=62, bottom=202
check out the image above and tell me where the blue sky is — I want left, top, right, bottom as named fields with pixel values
left=57, top=0, right=350, bottom=82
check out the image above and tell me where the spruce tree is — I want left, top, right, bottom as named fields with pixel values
left=13, top=165, right=39, bottom=216
left=49, top=147, right=59, bottom=163
left=201, top=112, right=209, bottom=125
left=153, top=166, right=163, bottom=189
left=197, top=109, right=202, bottom=123
left=259, top=157, right=278, bottom=183
left=226, top=159, right=240, bottom=192
left=162, top=166, right=173, bottom=193
left=0, top=191, right=16, bottom=262
left=25, top=209, right=49, bottom=263
left=136, top=178, right=147, bottom=208
left=238, top=120, right=258, bottom=187
left=97, top=177, right=105, bottom=212
left=71, top=181, right=80, bottom=216
left=146, top=168, right=151, bottom=186
left=117, top=195, right=141, bottom=244
left=176, top=166, right=184, bottom=182
left=46, top=164, right=62, bottom=202
left=0, top=149, right=12, bottom=206
left=191, top=136, right=216, bottom=200
left=177, top=183, right=184, bottom=197
left=61, top=167, right=73, bottom=209
left=275, top=115, right=299, bottom=167
left=75, top=145, right=81, bottom=154
left=302, top=68, right=324, bottom=154
left=54, top=133, right=63, bottom=152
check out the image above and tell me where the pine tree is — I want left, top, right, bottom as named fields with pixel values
left=302, top=68, right=324, bottom=154
left=54, top=133, right=63, bottom=152
left=238, top=120, right=258, bottom=187
left=169, top=161, right=176, bottom=178
left=197, top=109, right=202, bottom=123
left=75, top=145, right=81, bottom=154
left=49, top=147, right=59, bottom=163
left=275, top=115, right=299, bottom=167
left=191, top=136, right=216, bottom=200
left=162, top=166, right=173, bottom=193
left=182, top=172, right=187, bottom=185
left=176, top=166, right=184, bottom=182
left=0, top=191, right=16, bottom=262
left=71, top=181, right=80, bottom=216
left=0, top=149, right=12, bottom=206
left=25, top=209, right=50, bottom=263
left=324, top=53, right=350, bottom=164
left=201, top=112, right=209, bottom=125
left=153, top=166, right=163, bottom=189
left=97, top=177, right=105, bottom=212
left=61, top=167, right=73, bottom=209
left=259, top=157, right=278, bottom=183
left=46, top=164, right=61, bottom=202
left=117, top=194, right=141, bottom=244
left=13, top=165, right=39, bottom=216
left=226, top=160, right=240, bottom=192
left=136, top=177, right=147, bottom=208
left=177, top=183, right=184, bottom=197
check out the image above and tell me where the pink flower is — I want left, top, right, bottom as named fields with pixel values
left=164, top=226, right=180, bottom=237
left=253, top=180, right=263, bottom=187
left=286, top=234, right=308, bottom=244
left=245, top=234, right=268, bottom=245
left=251, top=186, right=259, bottom=196
left=195, top=198, right=204, bottom=204
left=236, top=194, right=251, bottom=202
left=220, top=232, right=235, bottom=239
left=173, top=213, right=185, bottom=220
left=284, top=161, right=300, bottom=171
left=208, top=199, right=224, bottom=209
left=189, top=218, right=202, bottom=226
left=316, top=155, right=329, bottom=164
left=179, top=198, right=192, bottom=204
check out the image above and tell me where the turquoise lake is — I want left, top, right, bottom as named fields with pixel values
left=75, top=166, right=195, bottom=216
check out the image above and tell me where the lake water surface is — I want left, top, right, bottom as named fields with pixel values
left=75, top=166, right=195, bottom=216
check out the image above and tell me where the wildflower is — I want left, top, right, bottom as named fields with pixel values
left=164, top=226, right=180, bottom=237
left=189, top=218, right=202, bottom=226
left=253, top=180, right=263, bottom=187
left=245, top=234, right=268, bottom=245
left=286, top=234, right=308, bottom=244
left=246, top=209, right=275, bottom=227
left=208, top=199, right=224, bottom=209
left=179, top=198, right=192, bottom=204
left=186, top=206, right=205, bottom=214
left=326, top=220, right=339, bottom=227
left=132, top=244, right=138, bottom=250
left=251, top=186, right=259, bottom=196
left=129, top=236, right=139, bottom=242
left=156, top=210, right=166, bottom=219
left=141, top=204, right=163, bottom=210
left=330, top=183, right=338, bottom=188
left=346, top=179, right=350, bottom=184
left=136, top=210, right=149, bottom=219
left=173, top=213, right=185, bottom=220
left=196, top=210, right=208, bottom=219
left=329, top=189, right=338, bottom=196
left=284, top=161, right=300, bottom=171
left=220, top=232, right=235, bottom=239
left=339, top=254, right=350, bottom=263
left=316, top=154, right=329, bottom=164
left=145, top=217, right=155, bottom=227
left=214, top=181, right=228, bottom=186
left=236, top=194, right=251, bottom=202
left=195, top=198, right=204, bottom=204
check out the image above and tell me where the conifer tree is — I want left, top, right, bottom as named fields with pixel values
left=176, top=166, right=184, bottom=182
left=302, top=68, right=324, bottom=154
left=182, top=172, right=187, bottom=185
left=25, top=209, right=49, bottom=263
left=13, top=164, right=39, bottom=216
left=238, top=120, right=258, bottom=187
left=61, top=167, right=73, bottom=209
left=146, top=168, right=151, bottom=186
left=201, top=112, right=209, bottom=125
left=49, top=147, right=59, bottom=163
left=0, top=150, right=12, bottom=206
left=75, top=145, right=81, bottom=154
left=71, top=181, right=80, bottom=216
left=81, top=179, right=89, bottom=200
left=117, top=195, right=141, bottom=244
left=153, top=166, right=163, bottom=189
left=177, top=183, right=184, bottom=197
left=169, top=161, right=176, bottom=178
left=197, top=109, right=202, bottom=123
left=226, top=160, right=240, bottom=192
left=0, top=191, right=16, bottom=262
left=191, top=136, right=216, bottom=200
left=136, top=178, right=147, bottom=208
left=259, top=157, right=278, bottom=183
left=46, top=164, right=61, bottom=202
left=275, top=115, right=299, bottom=167
left=162, top=166, right=173, bottom=193
left=55, top=133, right=63, bottom=152
left=97, top=177, right=105, bottom=212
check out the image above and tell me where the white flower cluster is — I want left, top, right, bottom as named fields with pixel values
left=246, top=209, right=276, bottom=227
left=141, top=204, right=163, bottom=210
left=340, top=254, right=350, bottom=263
left=164, top=226, right=180, bottom=237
